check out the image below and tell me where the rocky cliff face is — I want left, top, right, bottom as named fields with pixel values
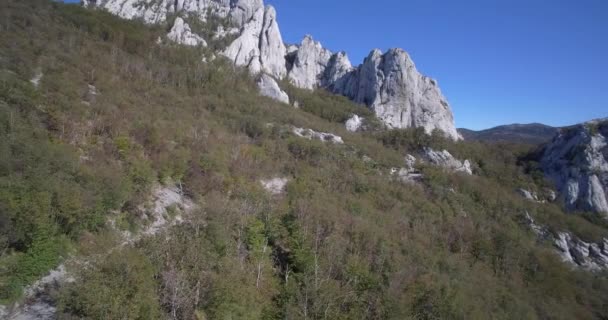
left=332, top=49, right=459, bottom=140
left=525, top=212, right=608, bottom=271
left=541, top=120, right=608, bottom=216
left=83, top=0, right=460, bottom=140
left=222, top=5, right=287, bottom=78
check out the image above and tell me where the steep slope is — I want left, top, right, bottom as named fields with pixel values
left=82, top=0, right=461, bottom=140
left=459, top=123, right=559, bottom=144
left=2, top=1, right=608, bottom=319
left=541, top=119, right=608, bottom=216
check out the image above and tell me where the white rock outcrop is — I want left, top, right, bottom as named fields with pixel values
left=554, top=232, right=608, bottom=271
left=257, top=74, right=289, bottom=104
left=423, top=148, right=472, bottom=175
left=222, top=5, right=287, bottom=78
left=292, top=127, right=344, bottom=144
left=524, top=212, right=608, bottom=271
left=345, top=114, right=364, bottom=132
left=167, top=17, right=206, bottom=46
left=541, top=120, right=608, bottom=216
left=391, top=154, right=423, bottom=183
left=30, top=71, right=43, bottom=88
left=82, top=0, right=232, bottom=25
left=260, top=177, right=289, bottom=195
left=517, top=188, right=542, bottom=202
left=213, top=25, right=239, bottom=40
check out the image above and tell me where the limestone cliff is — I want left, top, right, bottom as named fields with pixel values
left=83, top=0, right=460, bottom=140
left=541, top=119, right=608, bottom=216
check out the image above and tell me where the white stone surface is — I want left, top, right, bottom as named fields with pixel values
left=257, top=74, right=289, bottom=104
left=260, top=177, right=289, bottom=195
left=423, top=148, right=472, bottom=175
left=213, top=25, right=239, bottom=39
left=345, top=115, right=363, bottom=132
left=222, top=6, right=287, bottom=78
left=287, top=35, right=333, bottom=89
left=167, top=17, right=206, bottom=46
left=85, top=0, right=461, bottom=140
left=390, top=154, right=423, bottom=183
left=292, top=127, right=344, bottom=144
left=143, top=185, right=194, bottom=236
left=517, top=188, right=541, bottom=202
left=30, top=71, right=43, bottom=88
left=525, top=212, right=608, bottom=271
left=82, top=0, right=233, bottom=25
left=331, top=49, right=460, bottom=140
left=541, top=121, right=608, bottom=216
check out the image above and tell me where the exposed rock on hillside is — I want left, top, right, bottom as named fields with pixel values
left=525, top=213, right=608, bottom=271
left=345, top=115, right=364, bottom=132
left=82, top=0, right=231, bottom=25
left=391, top=154, right=423, bottom=183
left=257, top=74, right=289, bottom=104
left=167, top=17, right=206, bottom=46
left=292, top=127, right=344, bottom=144
left=260, top=177, right=289, bottom=195
left=540, top=120, right=608, bottom=216
left=83, top=0, right=460, bottom=139
left=423, top=148, right=473, bottom=175
left=30, top=70, right=43, bottom=88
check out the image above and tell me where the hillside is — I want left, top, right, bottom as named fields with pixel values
left=458, top=123, right=559, bottom=145
left=0, top=1, right=607, bottom=319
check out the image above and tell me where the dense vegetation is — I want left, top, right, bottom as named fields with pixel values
left=1, top=1, right=607, bottom=319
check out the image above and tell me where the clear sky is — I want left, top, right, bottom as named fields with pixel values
left=65, top=0, right=607, bottom=129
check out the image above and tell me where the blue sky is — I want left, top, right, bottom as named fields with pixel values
left=65, top=0, right=607, bottom=129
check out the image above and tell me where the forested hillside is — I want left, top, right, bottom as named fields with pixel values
left=0, top=1, right=607, bottom=319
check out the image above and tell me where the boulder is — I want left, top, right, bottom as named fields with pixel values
left=345, top=115, right=363, bottom=132
left=423, top=148, right=472, bottom=175
left=257, top=74, right=289, bottom=104
left=292, top=127, right=344, bottom=144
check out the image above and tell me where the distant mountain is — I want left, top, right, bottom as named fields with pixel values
left=458, top=123, right=559, bottom=144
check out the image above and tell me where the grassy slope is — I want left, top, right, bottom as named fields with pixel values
left=0, top=1, right=607, bottom=319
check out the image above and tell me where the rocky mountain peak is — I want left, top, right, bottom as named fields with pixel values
left=330, top=48, right=460, bottom=140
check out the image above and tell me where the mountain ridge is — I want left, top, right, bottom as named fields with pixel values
left=459, top=123, right=559, bottom=144
left=82, top=0, right=461, bottom=140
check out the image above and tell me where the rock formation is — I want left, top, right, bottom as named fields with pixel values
left=287, top=35, right=335, bottom=89
left=260, top=177, right=289, bottom=195
left=525, top=212, right=608, bottom=271
left=345, top=115, right=364, bottom=132
left=167, top=17, right=206, bottom=46
left=222, top=5, right=287, bottom=78
left=540, top=120, right=608, bottom=216
left=330, top=49, right=459, bottom=140
left=83, top=0, right=460, bottom=139
left=423, top=148, right=473, bottom=175
left=391, top=154, right=423, bottom=183
left=257, top=74, right=289, bottom=104
left=292, top=127, right=344, bottom=144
